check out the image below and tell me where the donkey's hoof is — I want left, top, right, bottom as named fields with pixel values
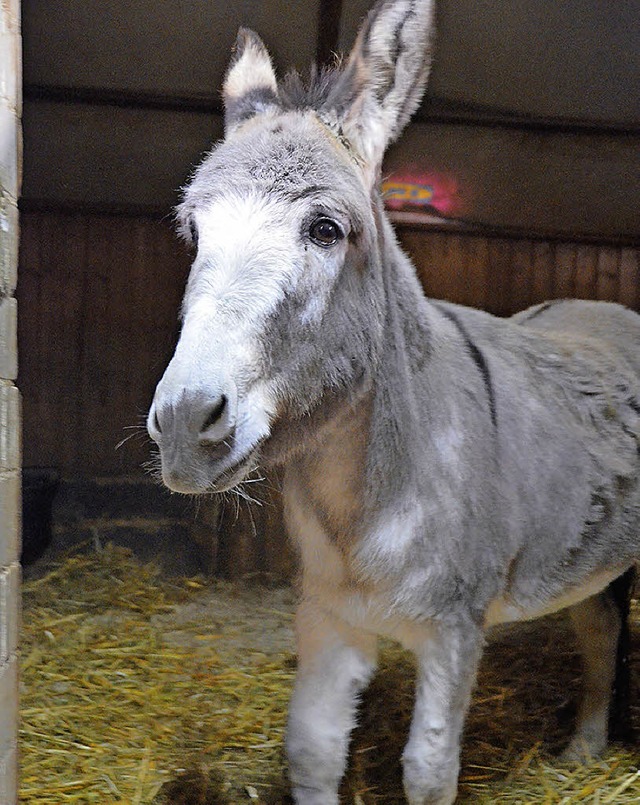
left=559, top=734, right=606, bottom=764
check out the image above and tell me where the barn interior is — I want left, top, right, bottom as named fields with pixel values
left=13, top=0, right=640, bottom=802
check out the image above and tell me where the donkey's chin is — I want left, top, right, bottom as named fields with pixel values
left=161, top=445, right=262, bottom=495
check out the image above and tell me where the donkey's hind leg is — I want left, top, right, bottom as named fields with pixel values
left=562, top=568, right=636, bottom=760
left=605, top=567, right=636, bottom=745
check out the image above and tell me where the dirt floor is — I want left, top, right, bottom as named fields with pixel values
left=20, top=547, right=640, bottom=804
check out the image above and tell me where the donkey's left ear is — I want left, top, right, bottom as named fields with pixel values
left=331, top=0, right=435, bottom=179
left=223, top=28, right=280, bottom=134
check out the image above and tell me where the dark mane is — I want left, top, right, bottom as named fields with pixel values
left=278, top=63, right=345, bottom=113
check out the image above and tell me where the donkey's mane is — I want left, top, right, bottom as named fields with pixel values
left=278, top=63, right=344, bottom=113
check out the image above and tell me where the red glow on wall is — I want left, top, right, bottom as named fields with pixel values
left=382, top=171, right=462, bottom=216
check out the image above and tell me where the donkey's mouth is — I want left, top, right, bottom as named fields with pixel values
left=160, top=441, right=263, bottom=495
left=207, top=444, right=262, bottom=493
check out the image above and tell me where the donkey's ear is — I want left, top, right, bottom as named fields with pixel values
left=332, top=0, right=435, bottom=179
left=223, top=28, right=280, bottom=134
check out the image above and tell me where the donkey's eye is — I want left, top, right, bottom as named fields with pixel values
left=188, top=220, right=198, bottom=246
left=309, top=217, right=343, bottom=247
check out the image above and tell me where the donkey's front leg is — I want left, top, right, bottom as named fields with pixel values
left=286, top=598, right=377, bottom=805
left=402, top=618, right=484, bottom=805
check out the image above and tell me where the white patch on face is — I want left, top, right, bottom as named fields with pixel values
left=190, top=192, right=298, bottom=326
left=187, top=190, right=349, bottom=353
left=153, top=186, right=350, bottom=492
left=243, top=377, right=277, bottom=448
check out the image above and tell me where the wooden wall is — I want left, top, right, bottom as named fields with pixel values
left=18, top=210, right=640, bottom=479
left=402, top=227, right=640, bottom=316
left=18, top=211, right=191, bottom=475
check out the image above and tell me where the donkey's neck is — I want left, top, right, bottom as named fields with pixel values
left=284, top=202, right=435, bottom=541
left=362, top=204, right=435, bottom=506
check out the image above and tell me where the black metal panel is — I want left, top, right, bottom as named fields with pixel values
left=340, top=0, right=640, bottom=128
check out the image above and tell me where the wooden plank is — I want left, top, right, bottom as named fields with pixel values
left=400, top=230, right=461, bottom=303
left=595, top=247, right=620, bottom=303
left=574, top=244, right=598, bottom=300
left=458, top=235, right=489, bottom=309
left=486, top=238, right=514, bottom=316
left=619, top=248, right=640, bottom=310
left=509, top=238, right=534, bottom=313
left=530, top=240, right=556, bottom=303
left=18, top=211, right=192, bottom=476
left=553, top=243, right=577, bottom=299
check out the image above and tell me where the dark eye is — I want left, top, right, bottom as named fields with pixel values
left=188, top=220, right=198, bottom=246
left=309, top=217, right=343, bottom=247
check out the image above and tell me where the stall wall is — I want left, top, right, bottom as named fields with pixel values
left=0, top=0, right=21, bottom=800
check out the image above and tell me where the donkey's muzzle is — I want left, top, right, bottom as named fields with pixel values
left=147, top=382, right=240, bottom=493
left=149, top=387, right=237, bottom=446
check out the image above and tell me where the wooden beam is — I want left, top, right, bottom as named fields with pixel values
left=316, top=0, right=344, bottom=66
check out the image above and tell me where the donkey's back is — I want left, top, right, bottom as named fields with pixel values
left=514, top=298, right=640, bottom=376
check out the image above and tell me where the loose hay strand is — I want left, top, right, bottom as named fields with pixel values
left=20, top=547, right=640, bottom=803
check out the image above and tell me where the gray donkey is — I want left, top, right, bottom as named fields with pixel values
left=148, top=1, right=640, bottom=802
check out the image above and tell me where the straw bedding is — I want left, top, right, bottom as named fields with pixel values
left=21, top=546, right=639, bottom=803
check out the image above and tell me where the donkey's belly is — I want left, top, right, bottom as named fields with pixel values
left=484, top=565, right=632, bottom=627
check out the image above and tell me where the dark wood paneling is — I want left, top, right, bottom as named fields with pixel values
left=340, top=0, right=640, bottom=127
left=19, top=211, right=640, bottom=479
left=23, top=99, right=640, bottom=241
left=18, top=211, right=191, bottom=475
left=316, top=0, right=343, bottom=65
left=398, top=227, right=640, bottom=317
left=22, top=0, right=320, bottom=100
left=385, top=124, right=640, bottom=243
left=22, top=101, right=223, bottom=213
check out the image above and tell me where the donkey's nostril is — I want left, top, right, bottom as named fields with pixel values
left=201, top=395, right=227, bottom=433
left=153, top=410, right=162, bottom=434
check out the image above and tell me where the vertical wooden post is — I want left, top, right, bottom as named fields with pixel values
left=0, top=0, right=21, bottom=802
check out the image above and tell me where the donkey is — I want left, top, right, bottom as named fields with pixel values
left=148, top=1, right=640, bottom=802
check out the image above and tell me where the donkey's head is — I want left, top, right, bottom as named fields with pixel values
left=148, top=0, right=434, bottom=493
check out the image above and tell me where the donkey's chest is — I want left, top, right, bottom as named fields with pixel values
left=296, top=529, right=432, bottom=645
left=285, top=480, right=452, bottom=644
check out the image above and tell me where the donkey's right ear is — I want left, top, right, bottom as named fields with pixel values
left=223, top=28, right=280, bottom=134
